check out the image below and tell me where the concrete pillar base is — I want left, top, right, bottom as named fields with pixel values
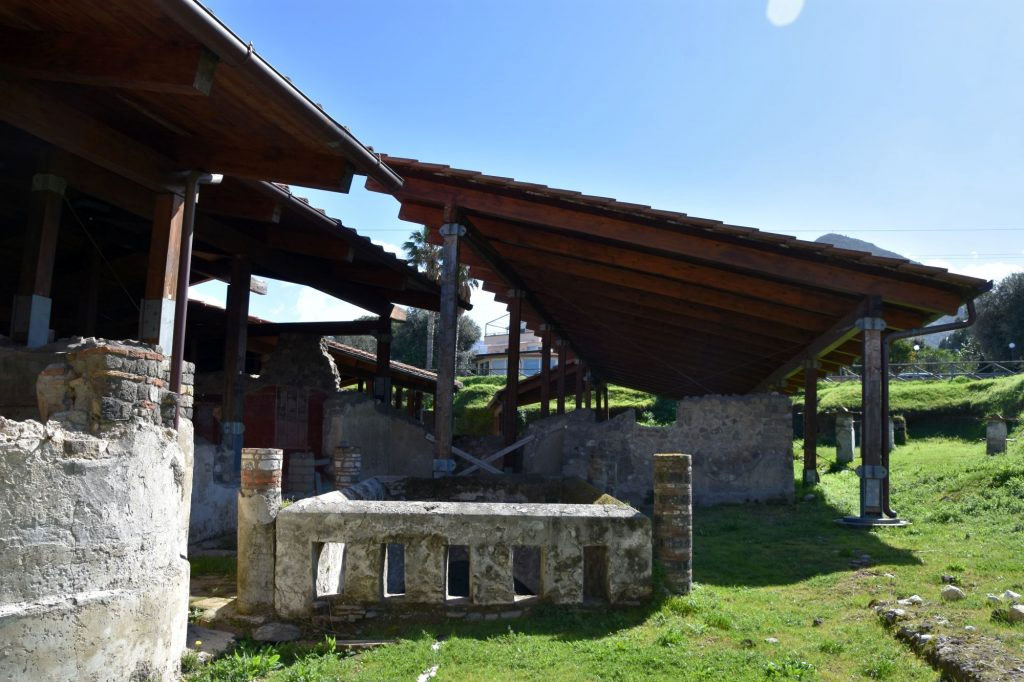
left=803, top=468, right=820, bottom=485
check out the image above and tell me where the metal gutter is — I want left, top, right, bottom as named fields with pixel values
left=154, top=0, right=403, bottom=191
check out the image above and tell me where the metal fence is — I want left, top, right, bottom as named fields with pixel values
left=825, top=360, right=1024, bottom=382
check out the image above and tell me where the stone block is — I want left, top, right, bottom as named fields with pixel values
left=471, top=544, right=514, bottom=605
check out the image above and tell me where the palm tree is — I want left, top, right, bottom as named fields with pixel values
left=403, top=226, right=479, bottom=370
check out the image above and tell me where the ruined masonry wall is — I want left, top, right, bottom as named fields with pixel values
left=525, top=393, right=793, bottom=510
left=322, top=392, right=434, bottom=480
left=0, top=340, right=194, bottom=682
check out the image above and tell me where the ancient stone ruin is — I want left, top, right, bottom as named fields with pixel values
left=0, top=339, right=194, bottom=681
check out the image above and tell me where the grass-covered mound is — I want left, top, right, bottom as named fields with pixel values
left=452, top=376, right=675, bottom=435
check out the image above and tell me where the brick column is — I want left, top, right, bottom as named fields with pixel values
left=653, top=453, right=692, bottom=595
left=333, top=443, right=362, bottom=490
left=237, top=448, right=282, bottom=614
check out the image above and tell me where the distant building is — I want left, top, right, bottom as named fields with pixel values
left=472, top=314, right=557, bottom=376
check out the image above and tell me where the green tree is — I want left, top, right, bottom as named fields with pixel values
left=334, top=309, right=481, bottom=372
left=971, top=272, right=1024, bottom=360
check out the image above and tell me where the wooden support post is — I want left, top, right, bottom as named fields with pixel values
left=414, top=391, right=423, bottom=419
left=141, top=192, right=184, bottom=351
left=803, top=360, right=820, bottom=485
left=395, top=386, right=403, bottom=410
left=857, top=312, right=887, bottom=518
left=556, top=339, right=567, bottom=415
left=406, top=389, right=417, bottom=418
left=221, top=255, right=251, bottom=475
left=574, top=359, right=584, bottom=410
left=373, top=316, right=392, bottom=404
left=12, top=172, right=65, bottom=346
left=602, top=383, right=610, bottom=421
left=357, top=379, right=364, bottom=392
left=434, top=221, right=465, bottom=471
left=584, top=370, right=592, bottom=410
left=539, top=325, right=552, bottom=417
left=503, top=290, right=524, bottom=447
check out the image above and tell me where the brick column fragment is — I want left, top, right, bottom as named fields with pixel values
left=333, top=443, right=362, bottom=490
left=237, top=448, right=282, bottom=614
left=653, top=453, right=692, bottom=595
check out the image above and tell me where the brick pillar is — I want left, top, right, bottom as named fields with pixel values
left=986, top=417, right=1008, bottom=455
left=333, top=443, right=362, bottom=490
left=237, top=448, right=282, bottom=614
left=653, top=453, right=692, bottom=595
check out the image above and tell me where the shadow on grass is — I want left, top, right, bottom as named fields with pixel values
left=693, top=489, right=921, bottom=588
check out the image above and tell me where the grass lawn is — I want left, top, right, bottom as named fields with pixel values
left=187, top=435, right=1024, bottom=681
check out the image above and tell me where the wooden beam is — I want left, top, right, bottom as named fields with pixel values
left=265, top=227, right=353, bottom=263
left=503, top=291, right=524, bottom=447
left=221, top=255, right=251, bottom=466
left=376, top=175, right=966, bottom=314
left=191, top=258, right=267, bottom=294
left=0, top=31, right=219, bottom=95
left=200, top=188, right=282, bottom=223
left=0, top=78, right=179, bottom=191
left=193, top=216, right=394, bottom=315
left=556, top=339, right=567, bottom=414
left=472, top=215, right=855, bottom=316
left=803, top=360, right=820, bottom=485
left=374, top=317, right=392, bottom=402
left=434, top=222, right=463, bottom=463
left=12, top=170, right=64, bottom=346
left=141, top=192, right=184, bottom=349
left=753, top=300, right=869, bottom=393
left=178, top=143, right=354, bottom=193
left=247, top=320, right=381, bottom=337
left=540, top=327, right=552, bottom=417
left=490, top=241, right=834, bottom=329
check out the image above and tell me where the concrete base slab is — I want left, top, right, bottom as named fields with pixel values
left=186, top=624, right=236, bottom=658
left=836, top=516, right=910, bottom=528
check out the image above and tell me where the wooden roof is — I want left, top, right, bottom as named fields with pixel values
left=0, top=0, right=401, bottom=192
left=368, top=157, right=991, bottom=397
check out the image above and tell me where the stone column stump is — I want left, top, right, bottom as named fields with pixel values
left=836, top=415, right=855, bottom=464
left=333, top=443, right=362, bottom=490
left=237, top=447, right=283, bottom=613
left=653, top=453, right=692, bottom=595
left=986, top=417, right=1008, bottom=455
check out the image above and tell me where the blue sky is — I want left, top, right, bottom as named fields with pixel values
left=191, top=0, right=1024, bottom=329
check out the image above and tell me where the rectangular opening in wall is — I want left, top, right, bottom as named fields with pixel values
left=583, top=545, right=608, bottom=603
left=382, top=543, right=405, bottom=598
left=314, top=542, right=345, bottom=598
left=512, top=545, right=541, bottom=600
left=446, top=545, right=470, bottom=600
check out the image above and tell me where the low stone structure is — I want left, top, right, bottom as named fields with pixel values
left=234, top=472, right=652, bottom=622
left=0, top=339, right=194, bottom=682
left=521, top=393, right=792, bottom=511
left=835, top=413, right=856, bottom=464
left=986, top=416, right=1008, bottom=455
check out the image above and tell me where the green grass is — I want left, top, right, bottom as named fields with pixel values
left=188, top=435, right=1024, bottom=681
left=190, top=555, right=237, bottom=577
left=794, top=374, right=1024, bottom=419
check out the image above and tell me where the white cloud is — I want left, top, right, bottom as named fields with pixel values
left=187, top=281, right=226, bottom=307
left=372, top=240, right=404, bottom=256
left=766, top=0, right=805, bottom=27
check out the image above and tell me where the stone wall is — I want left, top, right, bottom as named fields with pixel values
left=523, top=393, right=794, bottom=510
left=273, top=491, right=651, bottom=619
left=0, top=339, right=194, bottom=682
left=189, top=438, right=237, bottom=546
left=322, top=392, right=434, bottom=479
